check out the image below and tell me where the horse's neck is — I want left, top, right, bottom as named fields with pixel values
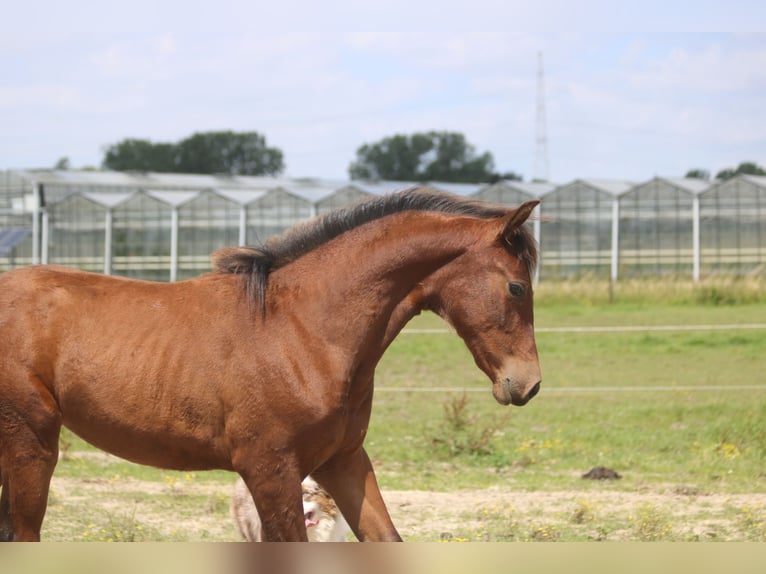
left=270, top=212, right=479, bottom=363
left=381, top=285, right=427, bottom=350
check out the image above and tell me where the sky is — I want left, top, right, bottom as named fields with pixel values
left=2, top=2, right=766, bottom=184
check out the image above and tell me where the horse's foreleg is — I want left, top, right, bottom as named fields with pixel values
left=234, top=454, right=307, bottom=542
left=0, top=373, right=61, bottom=541
left=313, top=447, right=402, bottom=542
left=0, top=465, right=12, bottom=542
left=0, top=433, right=59, bottom=541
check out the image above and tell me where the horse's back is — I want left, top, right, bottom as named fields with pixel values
left=0, top=264, right=241, bottom=385
left=0, top=266, right=79, bottom=340
left=0, top=265, right=140, bottom=347
left=1, top=265, right=130, bottom=311
left=0, top=265, right=243, bottom=469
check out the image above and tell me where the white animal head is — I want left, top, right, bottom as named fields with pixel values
left=301, top=476, right=350, bottom=542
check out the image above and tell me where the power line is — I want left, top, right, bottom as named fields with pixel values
left=376, top=385, right=766, bottom=393
left=401, top=323, right=766, bottom=335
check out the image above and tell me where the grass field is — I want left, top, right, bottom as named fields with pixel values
left=35, top=279, right=766, bottom=541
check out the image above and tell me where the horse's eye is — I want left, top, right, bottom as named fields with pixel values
left=508, top=282, right=526, bottom=298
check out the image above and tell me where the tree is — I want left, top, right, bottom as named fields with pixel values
left=102, top=131, right=284, bottom=176
left=714, top=168, right=737, bottom=181
left=487, top=171, right=524, bottom=184
left=715, top=161, right=766, bottom=181
left=175, top=131, right=284, bottom=176
left=53, top=157, right=71, bottom=170
left=102, top=139, right=176, bottom=172
left=685, top=168, right=710, bottom=180
left=349, top=131, right=497, bottom=183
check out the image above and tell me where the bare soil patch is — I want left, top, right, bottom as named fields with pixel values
left=44, top=475, right=766, bottom=542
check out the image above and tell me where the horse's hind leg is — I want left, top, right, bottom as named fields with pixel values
left=313, top=446, right=402, bottom=541
left=0, top=374, right=61, bottom=542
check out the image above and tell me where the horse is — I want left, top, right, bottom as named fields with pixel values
left=0, top=187, right=540, bottom=541
left=228, top=197, right=540, bottom=542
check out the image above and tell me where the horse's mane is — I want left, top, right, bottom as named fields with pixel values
left=212, top=186, right=537, bottom=312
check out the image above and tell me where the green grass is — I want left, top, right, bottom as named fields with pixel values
left=368, top=297, right=766, bottom=494
left=34, top=279, right=766, bottom=540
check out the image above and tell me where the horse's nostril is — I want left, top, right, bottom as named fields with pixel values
left=528, top=381, right=541, bottom=400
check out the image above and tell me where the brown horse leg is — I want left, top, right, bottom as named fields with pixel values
left=0, top=466, right=12, bottom=542
left=1, top=438, right=59, bottom=541
left=313, top=447, right=402, bottom=541
left=0, top=374, right=61, bottom=542
left=234, top=454, right=308, bottom=541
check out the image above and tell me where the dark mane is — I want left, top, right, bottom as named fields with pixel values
left=212, top=186, right=537, bottom=312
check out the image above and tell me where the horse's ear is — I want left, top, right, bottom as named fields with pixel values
left=499, top=200, right=539, bottom=240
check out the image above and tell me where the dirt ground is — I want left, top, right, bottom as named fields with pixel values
left=383, top=487, right=766, bottom=540
left=44, top=474, right=766, bottom=542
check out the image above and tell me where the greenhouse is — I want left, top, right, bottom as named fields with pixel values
left=699, top=174, right=766, bottom=275
left=2, top=168, right=765, bottom=281
left=46, top=191, right=131, bottom=274
left=474, top=180, right=554, bottom=205
left=242, top=187, right=314, bottom=246
left=537, top=179, right=634, bottom=280
left=314, top=184, right=373, bottom=215
left=313, top=181, right=420, bottom=215
left=617, top=177, right=708, bottom=279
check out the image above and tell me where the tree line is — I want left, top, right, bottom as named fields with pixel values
left=68, top=129, right=764, bottom=184
left=98, top=130, right=521, bottom=183
left=685, top=162, right=766, bottom=181
left=101, top=131, right=285, bottom=176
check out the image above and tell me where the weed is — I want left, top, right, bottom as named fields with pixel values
left=430, top=393, right=509, bottom=461
left=527, top=523, right=561, bottom=541
left=630, top=503, right=674, bottom=541
left=735, top=505, right=766, bottom=541
left=206, top=492, right=230, bottom=514
left=82, top=506, right=145, bottom=542
left=535, top=276, right=766, bottom=307
left=715, top=441, right=743, bottom=460
left=472, top=503, right=522, bottom=541
left=514, top=436, right=563, bottom=467
left=570, top=499, right=597, bottom=525
left=164, top=472, right=195, bottom=496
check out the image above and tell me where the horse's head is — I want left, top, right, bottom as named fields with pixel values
left=416, top=200, right=541, bottom=406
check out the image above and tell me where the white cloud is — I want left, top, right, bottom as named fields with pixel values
left=153, top=33, right=178, bottom=56
left=627, top=42, right=766, bottom=92
left=2, top=28, right=766, bottom=181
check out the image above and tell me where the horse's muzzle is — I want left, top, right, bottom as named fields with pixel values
left=514, top=380, right=541, bottom=405
left=494, top=378, right=541, bottom=406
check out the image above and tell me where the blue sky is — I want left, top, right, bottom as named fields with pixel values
left=2, top=3, right=766, bottom=183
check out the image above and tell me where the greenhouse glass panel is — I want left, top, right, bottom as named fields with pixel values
left=47, top=194, right=107, bottom=272
left=618, top=179, right=695, bottom=277
left=315, top=187, right=373, bottom=216
left=473, top=182, right=536, bottom=206
left=0, top=228, right=32, bottom=270
left=0, top=179, right=34, bottom=271
left=112, top=192, right=172, bottom=281
left=700, top=175, right=766, bottom=275
left=245, top=188, right=314, bottom=244
left=539, top=181, right=618, bottom=279
left=177, top=191, right=241, bottom=280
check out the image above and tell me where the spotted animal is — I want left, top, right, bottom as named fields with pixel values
left=232, top=476, right=350, bottom=542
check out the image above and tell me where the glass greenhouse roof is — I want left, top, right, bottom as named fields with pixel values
left=0, top=227, right=31, bottom=257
